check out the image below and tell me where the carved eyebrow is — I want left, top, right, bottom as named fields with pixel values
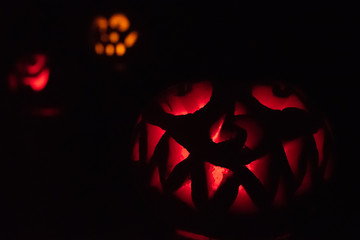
left=109, top=13, right=130, bottom=32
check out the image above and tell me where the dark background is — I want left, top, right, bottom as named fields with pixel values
left=0, top=0, right=359, bottom=239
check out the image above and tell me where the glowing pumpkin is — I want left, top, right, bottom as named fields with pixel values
left=92, top=13, right=138, bottom=57
left=132, top=80, right=334, bottom=238
left=7, top=53, right=62, bottom=117
left=8, top=53, right=50, bottom=92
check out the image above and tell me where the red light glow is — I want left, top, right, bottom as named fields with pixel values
left=273, top=177, right=287, bottom=207
left=32, top=107, right=61, bottom=117
left=252, top=85, right=306, bottom=111
left=234, top=101, right=247, bottom=115
left=283, top=137, right=304, bottom=178
left=166, top=137, right=190, bottom=179
left=295, top=162, right=312, bottom=196
left=230, top=185, right=257, bottom=213
left=205, top=162, right=232, bottom=198
left=209, top=115, right=237, bottom=143
left=26, top=54, right=47, bottom=75
left=136, top=115, right=142, bottom=125
left=245, top=154, right=270, bottom=188
left=146, top=123, right=166, bottom=162
left=8, top=74, right=18, bottom=90
left=133, top=80, right=334, bottom=215
left=175, top=229, right=210, bottom=240
left=150, top=166, right=163, bottom=192
left=132, top=133, right=140, bottom=161
left=23, top=68, right=50, bottom=91
left=313, top=128, right=325, bottom=166
left=174, top=179, right=194, bottom=208
left=160, top=81, right=213, bottom=116
left=209, top=115, right=225, bottom=143
left=9, top=53, right=50, bottom=92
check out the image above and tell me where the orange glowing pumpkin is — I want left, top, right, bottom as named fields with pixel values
left=92, top=13, right=138, bottom=57
left=8, top=53, right=50, bottom=92
left=132, top=80, right=334, bottom=218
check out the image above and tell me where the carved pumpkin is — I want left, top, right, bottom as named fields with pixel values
left=6, top=53, right=62, bottom=117
left=132, top=80, right=334, bottom=237
left=92, top=13, right=138, bottom=57
left=8, top=53, right=50, bottom=92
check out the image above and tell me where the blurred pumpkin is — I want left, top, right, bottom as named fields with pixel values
left=8, top=53, right=50, bottom=92
left=91, top=13, right=138, bottom=57
left=7, top=53, right=62, bottom=117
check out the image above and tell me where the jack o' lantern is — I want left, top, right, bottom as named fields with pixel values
left=132, top=80, right=334, bottom=238
left=91, top=13, right=138, bottom=57
left=7, top=53, right=62, bottom=117
left=8, top=53, right=50, bottom=92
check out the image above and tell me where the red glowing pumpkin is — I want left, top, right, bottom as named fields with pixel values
left=132, top=80, right=334, bottom=215
left=8, top=53, right=50, bottom=92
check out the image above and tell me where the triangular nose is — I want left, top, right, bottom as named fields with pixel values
left=209, top=114, right=249, bottom=146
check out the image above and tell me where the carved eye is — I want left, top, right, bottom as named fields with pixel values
left=158, top=81, right=213, bottom=116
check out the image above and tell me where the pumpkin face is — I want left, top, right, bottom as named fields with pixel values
left=132, top=80, right=333, bottom=215
left=8, top=53, right=50, bottom=92
left=92, top=13, right=138, bottom=57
